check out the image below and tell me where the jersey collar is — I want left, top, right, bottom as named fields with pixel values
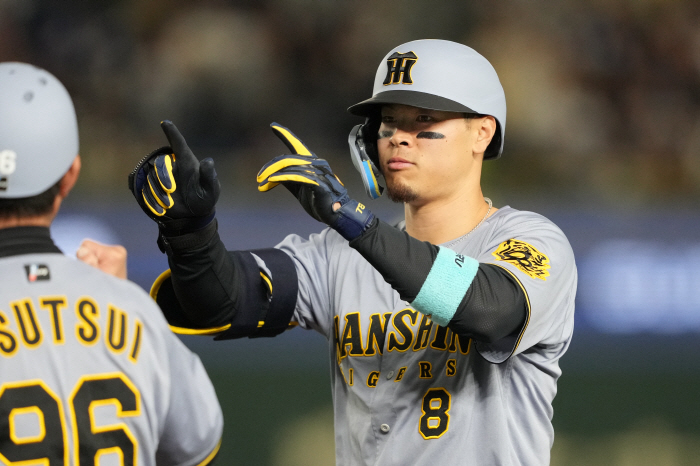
left=0, top=226, right=62, bottom=258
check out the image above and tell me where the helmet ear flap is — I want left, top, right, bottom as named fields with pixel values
left=361, top=116, right=381, bottom=168
left=348, top=116, right=384, bottom=199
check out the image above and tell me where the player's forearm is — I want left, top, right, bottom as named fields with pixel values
left=162, top=220, right=240, bottom=327
left=349, top=219, right=526, bottom=342
left=159, top=220, right=299, bottom=338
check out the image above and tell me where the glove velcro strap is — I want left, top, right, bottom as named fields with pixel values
left=159, top=218, right=218, bottom=255
left=332, top=200, right=375, bottom=241
left=158, top=211, right=217, bottom=238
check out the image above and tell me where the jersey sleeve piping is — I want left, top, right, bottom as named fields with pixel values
left=169, top=324, right=232, bottom=335
left=260, top=271, right=273, bottom=294
left=257, top=271, right=273, bottom=327
left=196, top=438, right=222, bottom=466
left=152, top=269, right=233, bottom=335
left=150, top=268, right=171, bottom=300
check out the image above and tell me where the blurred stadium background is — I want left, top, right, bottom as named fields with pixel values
left=2, top=0, right=700, bottom=464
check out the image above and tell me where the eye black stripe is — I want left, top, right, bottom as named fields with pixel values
left=417, top=132, right=445, bottom=139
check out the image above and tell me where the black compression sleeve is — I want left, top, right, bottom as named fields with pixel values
left=449, top=264, right=527, bottom=343
left=163, top=220, right=246, bottom=327
left=349, top=219, right=527, bottom=343
left=348, top=218, right=438, bottom=301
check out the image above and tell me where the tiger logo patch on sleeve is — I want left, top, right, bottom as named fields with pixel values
left=492, top=239, right=550, bottom=280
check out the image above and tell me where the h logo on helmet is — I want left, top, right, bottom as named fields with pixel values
left=383, top=52, right=418, bottom=85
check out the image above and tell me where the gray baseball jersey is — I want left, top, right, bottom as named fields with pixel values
left=0, top=231, right=223, bottom=466
left=276, top=206, right=576, bottom=466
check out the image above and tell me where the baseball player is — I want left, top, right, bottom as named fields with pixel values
left=0, top=62, right=223, bottom=465
left=131, top=39, right=577, bottom=465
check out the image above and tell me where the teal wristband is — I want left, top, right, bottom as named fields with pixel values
left=411, top=246, right=479, bottom=327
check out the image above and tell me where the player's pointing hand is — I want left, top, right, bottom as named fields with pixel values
left=257, top=123, right=375, bottom=241
left=129, top=120, right=221, bottom=240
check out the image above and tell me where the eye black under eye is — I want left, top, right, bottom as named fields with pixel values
left=417, top=131, right=445, bottom=139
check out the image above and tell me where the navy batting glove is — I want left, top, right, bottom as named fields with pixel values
left=129, top=121, right=221, bottom=242
left=257, top=123, right=375, bottom=241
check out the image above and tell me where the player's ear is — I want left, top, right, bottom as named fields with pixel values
left=472, top=116, right=497, bottom=156
left=58, top=155, right=81, bottom=199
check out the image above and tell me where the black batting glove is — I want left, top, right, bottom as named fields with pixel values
left=257, top=123, right=375, bottom=241
left=128, top=120, right=221, bottom=249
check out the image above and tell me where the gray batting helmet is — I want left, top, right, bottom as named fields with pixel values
left=348, top=39, right=506, bottom=160
left=0, top=62, right=79, bottom=198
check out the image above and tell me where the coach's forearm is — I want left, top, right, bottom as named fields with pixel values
left=349, top=219, right=526, bottom=342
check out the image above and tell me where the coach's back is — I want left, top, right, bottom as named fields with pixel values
left=0, top=62, right=223, bottom=466
left=0, top=232, right=222, bottom=465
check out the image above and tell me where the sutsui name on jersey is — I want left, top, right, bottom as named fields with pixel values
left=0, top=295, right=143, bottom=362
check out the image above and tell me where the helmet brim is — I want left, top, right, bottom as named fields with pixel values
left=348, top=90, right=477, bottom=116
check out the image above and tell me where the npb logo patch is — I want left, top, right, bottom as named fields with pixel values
left=24, top=264, right=50, bottom=282
left=383, top=51, right=418, bottom=85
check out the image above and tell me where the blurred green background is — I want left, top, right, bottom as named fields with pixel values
left=3, top=0, right=700, bottom=464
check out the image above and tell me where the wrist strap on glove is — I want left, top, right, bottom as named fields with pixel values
left=332, top=200, right=375, bottom=241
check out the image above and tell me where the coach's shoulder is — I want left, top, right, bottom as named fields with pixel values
left=70, top=258, right=160, bottom=307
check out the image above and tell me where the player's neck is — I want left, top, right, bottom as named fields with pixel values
left=404, top=189, right=495, bottom=244
left=0, top=215, right=52, bottom=229
left=0, top=203, right=58, bottom=229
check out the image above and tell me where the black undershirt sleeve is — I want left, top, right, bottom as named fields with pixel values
left=348, top=218, right=438, bottom=302
left=349, top=218, right=527, bottom=342
left=450, top=264, right=527, bottom=343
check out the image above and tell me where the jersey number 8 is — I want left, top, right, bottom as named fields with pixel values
left=0, top=373, right=140, bottom=465
left=419, top=387, right=451, bottom=440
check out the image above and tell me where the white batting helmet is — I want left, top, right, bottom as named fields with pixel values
left=349, top=39, right=506, bottom=160
left=0, top=62, right=79, bottom=198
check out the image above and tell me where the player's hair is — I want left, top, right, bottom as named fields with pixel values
left=463, top=112, right=486, bottom=126
left=0, top=180, right=61, bottom=220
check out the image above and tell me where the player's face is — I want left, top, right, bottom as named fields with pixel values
left=377, top=104, right=485, bottom=205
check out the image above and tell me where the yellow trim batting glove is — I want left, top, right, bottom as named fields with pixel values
left=128, top=121, right=221, bottom=249
left=257, top=123, right=375, bottom=241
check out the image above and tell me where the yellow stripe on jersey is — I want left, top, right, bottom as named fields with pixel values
left=169, top=324, right=231, bottom=335
left=260, top=271, right=272, bottom=295
left=152, top=269, right=231, bottom=335
left=197, top=438, right=222, bottom=466
left=149, top=269, right=172, bottom=300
